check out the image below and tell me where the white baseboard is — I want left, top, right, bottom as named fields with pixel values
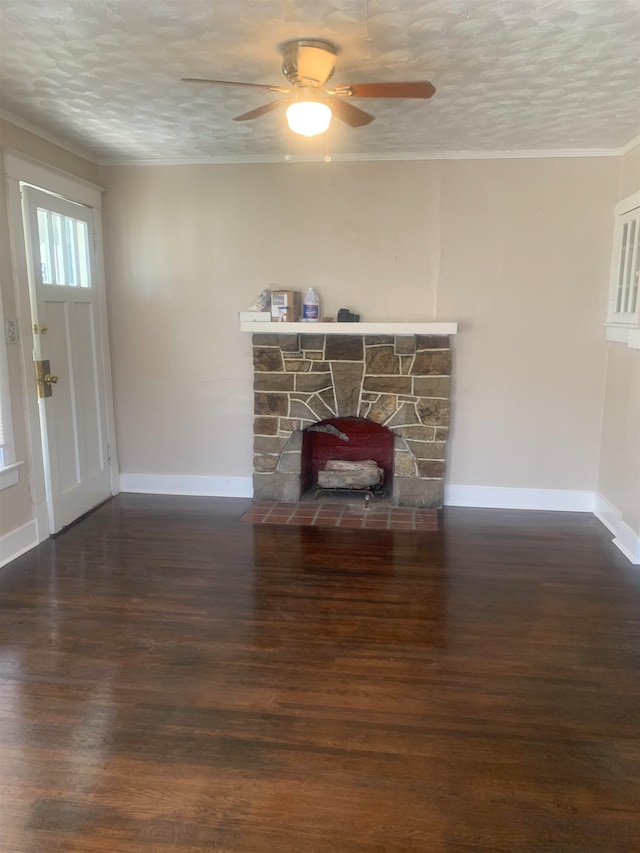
left=0, top=520, right=39, bottom=569
left=594, top=493, right=640, bottom=565
left=119, top=473, right=253, bottom=499
left=445, top=485, right=595, bottom=512
left=120, top=477, right=597, bottom=512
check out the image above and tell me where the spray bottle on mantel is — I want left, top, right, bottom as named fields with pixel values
left=303, top=287, right=320, bottom=322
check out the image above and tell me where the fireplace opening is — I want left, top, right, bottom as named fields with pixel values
left=301, top=417, right=395, bottom=498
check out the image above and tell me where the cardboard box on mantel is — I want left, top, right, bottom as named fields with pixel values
left=271, top=290, right=301, bottom=323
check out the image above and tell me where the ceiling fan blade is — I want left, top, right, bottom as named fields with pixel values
left=335, top=81, right=436, bottom=99
left=327, top=97, right=375, bottom=128
left=233, top=100, right=286, bottom=122
left=182, top=77, right=289, bottom=94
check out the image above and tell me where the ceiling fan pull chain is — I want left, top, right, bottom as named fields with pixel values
left=324, top=133, right=332, bottom=163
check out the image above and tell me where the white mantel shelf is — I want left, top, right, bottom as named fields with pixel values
left=240, top=322, right=458, bottom=335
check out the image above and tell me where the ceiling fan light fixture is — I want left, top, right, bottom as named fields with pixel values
left=285, top=100, right=332, bottom=137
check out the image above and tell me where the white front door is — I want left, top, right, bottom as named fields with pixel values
left=22, top=186, right=112, bottom=532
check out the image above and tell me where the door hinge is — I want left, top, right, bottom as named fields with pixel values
left=107, top=443, right=112, bottom=463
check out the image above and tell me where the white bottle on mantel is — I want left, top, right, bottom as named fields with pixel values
left=302, top=287, right=320, bottom=322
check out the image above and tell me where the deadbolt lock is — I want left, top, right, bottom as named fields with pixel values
left=35, top=360, right=58, bottom=398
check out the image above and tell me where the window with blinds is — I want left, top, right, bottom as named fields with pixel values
left=608, top=192, right=640, bottom=328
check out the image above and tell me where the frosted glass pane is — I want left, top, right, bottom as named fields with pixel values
left=616, top=222, right=628, bottom=312
left=64, top=215, right=78, bottom=286
left=36, top=207, right=92, bottom=287
left=75, top=220, right=91, bottom=287
left=623, top=219, right=636, bottom=312
left=630, top=221, right=639, bottom=314
left=37, top=208, right=53, bottom=284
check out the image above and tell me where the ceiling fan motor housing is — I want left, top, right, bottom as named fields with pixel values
left=281, top=39, right=337, bottom=87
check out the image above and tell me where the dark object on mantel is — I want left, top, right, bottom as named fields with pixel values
left=337, top=308, right=360, bottom=322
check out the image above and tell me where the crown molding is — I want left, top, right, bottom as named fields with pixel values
left=620, top=133, right=640, bottom=155
left=100, top=147, right=621, bottom=167
left=0, top=108, right=99, bottom=164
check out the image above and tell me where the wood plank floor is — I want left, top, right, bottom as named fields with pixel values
left=0, top=494, right=639, bottom=853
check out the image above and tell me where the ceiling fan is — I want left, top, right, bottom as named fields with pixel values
left=182, top=39, right=435, bottom=137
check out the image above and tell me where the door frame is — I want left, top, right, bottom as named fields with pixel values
left=4, top=150, right=120, bottom=542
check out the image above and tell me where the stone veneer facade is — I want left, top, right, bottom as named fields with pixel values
left=252, top=332, right=452, bottom=507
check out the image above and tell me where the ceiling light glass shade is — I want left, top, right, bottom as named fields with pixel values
left=285, top=101, right=332, bottom=137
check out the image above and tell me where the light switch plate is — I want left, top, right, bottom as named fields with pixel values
left=5, top=319, right=19, bottom=345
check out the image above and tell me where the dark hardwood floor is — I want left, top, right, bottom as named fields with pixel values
left=1, top=494, right=639, bottom=852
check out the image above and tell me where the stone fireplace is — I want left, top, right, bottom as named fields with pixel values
left=251, top=331, right=453, bottom=507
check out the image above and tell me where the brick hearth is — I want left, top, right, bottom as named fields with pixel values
left=241, top=501, right=439, bottom=531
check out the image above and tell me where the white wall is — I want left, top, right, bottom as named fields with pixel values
left=439, top=157, right=617, bottom=491
left=102, top=161, right=442, bottom=479
left=101, top=156, right=619, bottom=497
left=597, top=144, right=640, bottom=543
left=598, top=344, right=640, bottom=534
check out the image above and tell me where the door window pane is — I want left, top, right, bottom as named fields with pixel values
left=37, top=207, right=91, bottom=287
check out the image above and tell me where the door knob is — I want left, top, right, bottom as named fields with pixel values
left=35, top=360, right=58, bottom=398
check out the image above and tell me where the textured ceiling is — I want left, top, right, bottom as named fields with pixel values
left=0, top=0, right=639, bottom=163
